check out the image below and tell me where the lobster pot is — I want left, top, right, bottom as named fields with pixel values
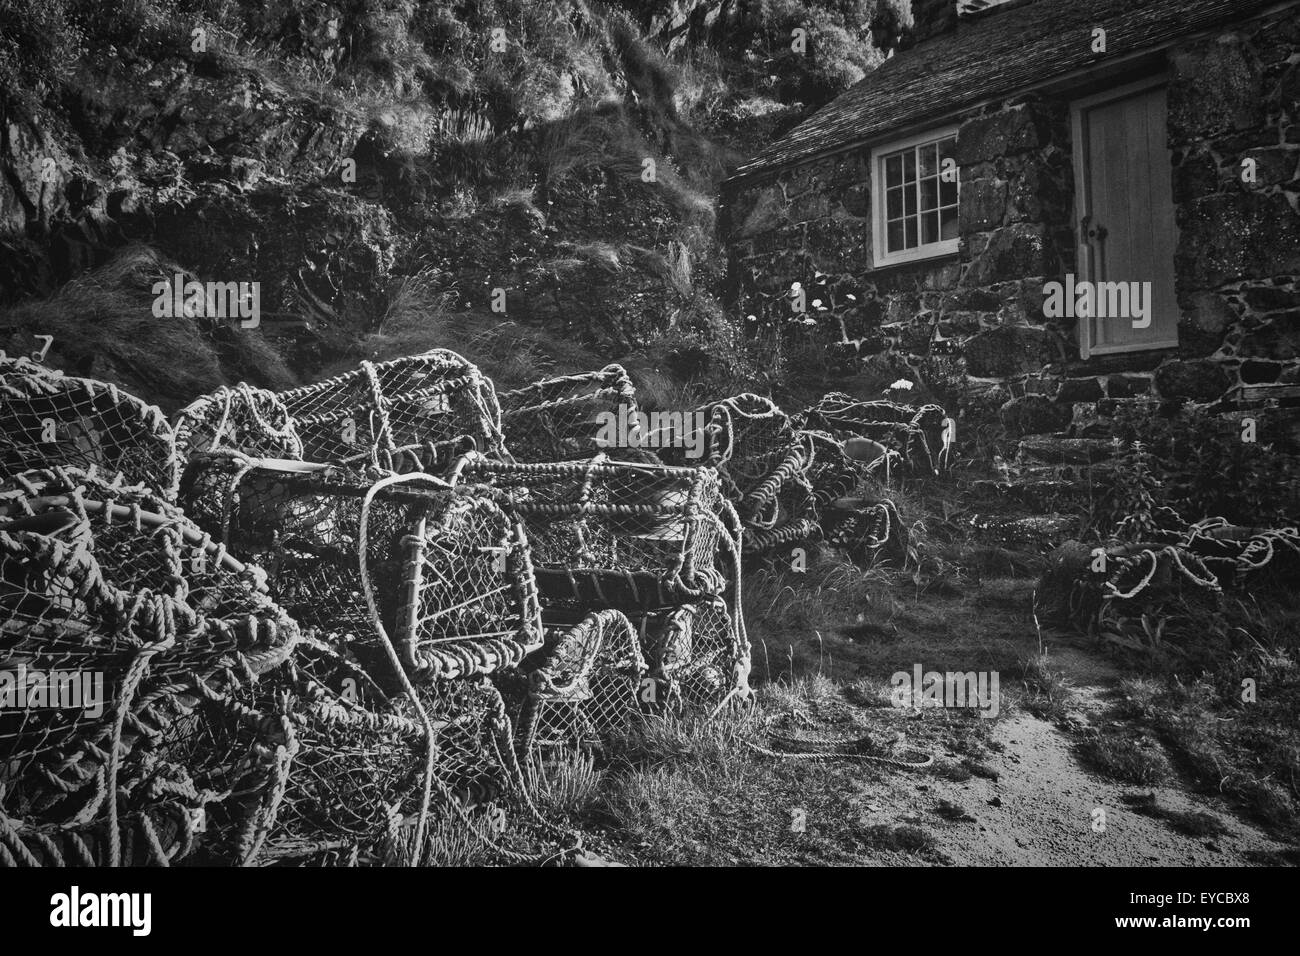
left=453, top=456, right=738, bottom=612
left=181, top=457, right=544, bottom=686
left=0, top=484, right=301, bottom=867
left=277, top=350, right=508, bottom=471
left=0, top=466, right=302, bottom=625
left=1037, top=538, right=1224, bottom=640
left=681, top=394, right=823, bottom=547
left=499, top=364, right=645, bottom=463
left=1178, top=518, right=1300, bottom=587
left=821, top=498, right=909, bottom=563
left=735, top=430, right=822, bottom=556
left=680, top=394, right=796, bottom=497
left=804, top=393, right=948, bottom=477
left=0, top=356, right=180, bottom=500
left=805, top=430, right=876, bottom=508
left=211, top=671, right=520, bottom=866
left=516, top=610, right=647, bottom=760
left=174, top=383, right=304, bottom=461
left=638, top=597, right=750, bottom=714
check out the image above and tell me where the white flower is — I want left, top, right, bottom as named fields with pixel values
left=802, top=317, right=817, bottom=326
left=846, top=294, right=857, bottom=301
left=746, top=314, right=757, bottom=321
left=812, top=299, right=823, bottom=308
left=790, top=281, right=802, bottom=291
left=888, top=379, right=914, bottom=390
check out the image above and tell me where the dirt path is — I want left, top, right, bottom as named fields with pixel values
left=879, top=647, right=1291, bottom=865
left=928, top=710, right=1287, bottom=865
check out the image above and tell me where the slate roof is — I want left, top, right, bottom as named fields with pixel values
left=731, top=0, right=1292, bottom=181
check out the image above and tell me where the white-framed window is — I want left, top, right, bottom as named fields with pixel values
left=870, top=126, right=960, bottom=268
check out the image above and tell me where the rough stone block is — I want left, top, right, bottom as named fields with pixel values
left=956, top=104, right=1048, bottom=165
left=964, top=324, right=1059, bottom=377
left=1154, top=358, right=1234, bottom=400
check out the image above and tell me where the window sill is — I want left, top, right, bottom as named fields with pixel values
left=867, top=249, right=961, bottom=275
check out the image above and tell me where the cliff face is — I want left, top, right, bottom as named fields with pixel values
left=0, top=0, right=883, bottom=409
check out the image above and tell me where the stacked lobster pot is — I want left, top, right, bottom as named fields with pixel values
left=688, top=394, right=821, bottom=556
left=449, top=452, right=751, bottom=753
left=646, top=391, right=912, bottom=564
left=0, top=353, right=182, bottom=501
left=0, top=353, right=305, bottom=866
left=489, top=366, right=754, bottom=758
left=794, top=391, right=954, bottom=562
left=497, top=364, right=643, bottom=464
left=277, top=349, right=510, bottom=473
left=174, top=364, right=584, bottom=863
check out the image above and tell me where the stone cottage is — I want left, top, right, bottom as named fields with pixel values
left=721, top=0, right=1300, bottom=442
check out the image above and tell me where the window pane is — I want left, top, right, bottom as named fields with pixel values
left=941, top=206, right=958, bottom=240
left=939, top=136, right=955, bottom=164
left=922, top=211, right=939, bottom=244
left=886, top=154, right=902, bottom=187
left=919, top=143, right=938, bottom=177
left=903, top=149, right=916, bottom=183
left=887, top=186, right=903, bottom=219
left=887, top=220, right=905, bottom=252
left=905, top=219, right=918, bottom=247
left=940, top=176, right=958, bottom=206
left=904, top=184, right=917, bottom=216
left=920, top=178, right=939, bottom=211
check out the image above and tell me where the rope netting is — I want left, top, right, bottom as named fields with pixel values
left=656, top=393, right=926, bottom=561
left=498, top=364, right=642, bottom=463
left=804, top=392, right=949, bottom=478
left=276, top=350, right=509, bottom=473
left=174, top=383, right=304, bottom=461
left=0, top=354, right=181, bottom=501
left=0, top=466, right=301, bottom=867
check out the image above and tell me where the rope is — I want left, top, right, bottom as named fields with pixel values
left=745, top=712, right=935, bottom=768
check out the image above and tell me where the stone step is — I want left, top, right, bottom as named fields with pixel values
left=968, top=512, right=1078, bottom=550
left=1067, top=397, right=1161, bottom=439
left=1016, top=435, right=1116, bottom=466
left=970, top=476, right=1097, bottom=510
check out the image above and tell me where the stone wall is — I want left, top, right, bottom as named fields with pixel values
left=721, top=6, right=1300, bottom=439
left=1167, top=9, right=1300, bottom=396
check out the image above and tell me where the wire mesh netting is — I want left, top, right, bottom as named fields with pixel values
left=0, top=466, right=301, bottom=866
left=449, top=453, right=740, bottom=611
left=277, top=350, right=508, bottom=473
left=234, top=669, right=565, bottom=866
left=515, top=609, right=647, bottom=760
left=638, top=597, right=749, bottom=715
left=498, top=365, right=644, bottom=463
left=174, top=383, right=304, bottom=461
left=0, top=354, right=181, bottom=501
left=180, top=457, right=544, bottom=686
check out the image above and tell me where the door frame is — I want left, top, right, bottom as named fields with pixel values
left=1069, top=74, right=1180, bottom=359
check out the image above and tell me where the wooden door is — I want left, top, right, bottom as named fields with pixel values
left=1071, top=79, right=1180, bottom=356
